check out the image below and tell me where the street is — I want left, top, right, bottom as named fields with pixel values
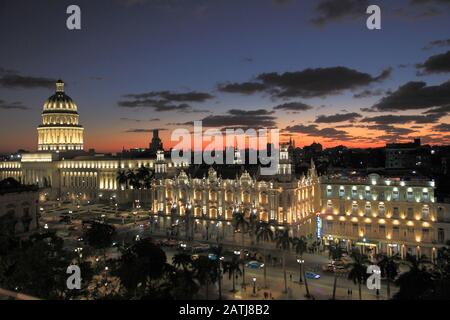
left=40, top=201, right=397, bottom=300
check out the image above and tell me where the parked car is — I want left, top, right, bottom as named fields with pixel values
left=208, top=253, right=218, bottom=261
left=305, top=271, right=321, bottom=279
left=245, top=260, right=264, bottom=269
left=191, top=243, right=210, bottom=253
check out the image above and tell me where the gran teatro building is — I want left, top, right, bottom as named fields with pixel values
left=0, top=80, right=320, bottom=238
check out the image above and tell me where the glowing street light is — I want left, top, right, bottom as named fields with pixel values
left=297, top=258, right=305, bottom=283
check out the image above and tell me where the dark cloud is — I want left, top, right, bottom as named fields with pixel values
left=367, top=80, right=450, bottom=112
left=367, top=124, right=416, bottom=136
left=284, top=124, right=352, bottom=140
left=217, top=82, right=268, bottom=95
left=353, top=89, right=386, bottom=98
left=120, top=117, right=160, bottom=122
left=118, top=90, right=213, bottom=113
left=194, top=109, right=277, bottom=128
left=432, top=123, right=450, bottom=132
left=316, top=112, right=362, bottom=123
left=273, top=102, right=313, bottom=111
left=311, top=0, right=368, bottom=27
left=258, top=67, right=391, bottom=98
left=423, top=105, right=450, bottom=115
left=125, top=128, right=167, bottom=133
left=0, top=74, right=56, bottom=89
left=118, top=98, right=194, bottom=112
left=0, top=100, right=28, bottom=110
left=361, top=114, right=443, bottom=125
left=417, top=50, right=450, bottom=74
left=0, top=67, right=17, bottom=75
left=393, top=2, right=447, bottom=20
left=221, top=67, right=390, bottom=99
left=124, top=90, right=214, bottom=102
left=423, top=38, right=450, bottom=50
left=399, top=0, right=450, bottom=20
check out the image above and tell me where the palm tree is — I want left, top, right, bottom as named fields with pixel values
left=84, top=221, right=116, bottom=261
left=393, top=254, right=434, bottom=300
left=293, top=236, right=310, bottom=298
left=136, top=165, right=149, bottom=183
left=126, top=170, right=140, bottom=190
left=172, top=252, right=193, bottom=271
left=137, top=165, right=154, bottom=190
left=210, top=245, right=224, bottom=300
left=275, top=228, right=292, bottom=294
left=114, top=238, right=167, bottom=298
left=329, top=243, right=343, bottom=300
left=143, top=174, right=153, bottom=190
left=256, top=222, right=274, bottom=288
left=232, top=209, right=249, bottom=285
left=192, top=255, right=218, bottom=300
left=116, top=170, right=128, bottom=190
left=348, top=251, right=370, bottom=300
left=223, top=257, right=242, bottom=293
left=232, top=209, right=249, bottom=248
left=248, top=210, right=258, bottom=245
left=376, top=253, right=400, bottom=299
left=433, top=241, right=450, bottom=299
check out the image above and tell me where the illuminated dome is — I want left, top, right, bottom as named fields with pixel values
left=37, top=80, right=84, bottom=151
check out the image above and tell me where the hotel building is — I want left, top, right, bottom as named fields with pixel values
left=319, top=173, right=439, bottom=260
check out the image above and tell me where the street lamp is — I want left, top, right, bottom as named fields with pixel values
left=297, top=258, right=304, bottom=284
left=252, top=277, right=257, bottom=296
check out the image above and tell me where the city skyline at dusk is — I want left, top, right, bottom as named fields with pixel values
left=1, top=0, right=449, bottom=153
left=2, top=0, right=450, bottom=304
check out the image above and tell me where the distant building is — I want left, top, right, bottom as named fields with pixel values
left=149, top=129, right=163, bottom=154
left=0, top=178, right=39, bottom=236
left=385, top=138, right=430, bottom=170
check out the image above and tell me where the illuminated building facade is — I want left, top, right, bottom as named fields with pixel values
left=151, top=164, right=319, bottom=239
left=37, top=80, right=84, bottom=152
left=319, top=173, right=439, bottom=260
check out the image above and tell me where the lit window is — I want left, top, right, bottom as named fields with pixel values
left=422, top=205, right=430, bottom=219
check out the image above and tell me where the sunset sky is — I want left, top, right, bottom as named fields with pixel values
left=0, top=0, right=449, bottom=153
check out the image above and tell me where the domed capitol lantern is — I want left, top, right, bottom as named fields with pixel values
left=37, top=80, right=84, bottom=152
